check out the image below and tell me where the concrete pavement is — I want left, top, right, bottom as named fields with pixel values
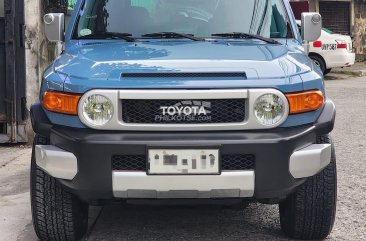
left=0, top=146, right=36, bottom=241
left=332, top=61, right=366, bottom=77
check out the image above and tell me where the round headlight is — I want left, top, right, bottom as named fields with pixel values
left=254, top=94, right=286, bottom=126
left=81, top=95, right=113, bottom=126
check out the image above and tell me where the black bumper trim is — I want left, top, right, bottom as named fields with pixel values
left=30, top=101, right=336, bottom=203
left=30, top=103, right=52, bottom=138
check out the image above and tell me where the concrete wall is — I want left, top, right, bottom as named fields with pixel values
left=354, top=0, right=366, bottom=60
left=309, top=0, right=317, bottom=11
left=24, top=0, right=55, bottom=142
left=354, top=18, right=366, bottom=60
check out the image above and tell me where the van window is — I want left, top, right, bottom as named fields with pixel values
left=75, top=0, right=292, bottom=39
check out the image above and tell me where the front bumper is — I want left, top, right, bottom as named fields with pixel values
left=112, top=171, right=255, bottom=199
left=31, top=100, right=336, bottom=203
left=324, top=51, right=356, bottom=68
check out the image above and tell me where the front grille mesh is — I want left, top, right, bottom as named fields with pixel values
left=112, top=155, right=146, bottom=171
left=221, top=154, right=256, bottom=170
left=112, top=154, right=255, bottom=171
left=121, top=99, right=246, bottom=124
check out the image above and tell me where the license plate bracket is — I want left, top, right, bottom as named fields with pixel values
left=147, top=147, right=220, bottom=175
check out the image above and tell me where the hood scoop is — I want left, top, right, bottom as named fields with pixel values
left=121, top=72, right=247, bottom=79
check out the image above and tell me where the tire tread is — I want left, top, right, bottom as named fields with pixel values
left=31, top=135, right=88, bottom=241
left=279, top=135, right=337, bottom=240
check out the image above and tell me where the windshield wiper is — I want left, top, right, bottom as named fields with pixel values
left=77, top=32, right=135, bottom=42
left=211, top=32, right=281, bottom=45
left=141, top=32, right=205, bottom=41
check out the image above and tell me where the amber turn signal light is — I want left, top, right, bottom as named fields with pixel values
left=42, top=91, right=81, bottom=115
left=286, top=90, right=324, bottom=114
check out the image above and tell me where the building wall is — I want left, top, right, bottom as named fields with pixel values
left=354, top=0, right=366, bottom=60
left=309, top=0, right=317, bottom=11
left=24, top=0, right=55, bottom=141
left=319, top=1, right=351, bottom=35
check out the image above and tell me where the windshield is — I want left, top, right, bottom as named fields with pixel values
left=74, top=0, right=292, bottom=39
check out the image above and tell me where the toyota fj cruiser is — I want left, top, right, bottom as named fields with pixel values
left=31, top=0, right=337, bottom=240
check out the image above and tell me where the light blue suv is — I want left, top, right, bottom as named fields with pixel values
left=30, top=0, right=337, bottom=240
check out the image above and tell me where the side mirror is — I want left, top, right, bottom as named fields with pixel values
left=301, top=12, right=322, bottom=54
left=44, top=13, right=65, bottom=42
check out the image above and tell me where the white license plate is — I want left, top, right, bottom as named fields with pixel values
left=148, top=149, right=219, bottom=174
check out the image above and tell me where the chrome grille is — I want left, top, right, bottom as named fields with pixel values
left=121, top=99, right=246, bottom=124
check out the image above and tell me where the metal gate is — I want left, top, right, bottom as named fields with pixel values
left=319, top=1, right=351, bottom=35
left=0, top=0, right=27, bottom=143
left=0, top=0, right=5, bottom=136
left=289, top=1, right=310, bottom=20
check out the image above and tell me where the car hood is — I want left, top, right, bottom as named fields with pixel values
left=52, top=41, right=315, bottom=91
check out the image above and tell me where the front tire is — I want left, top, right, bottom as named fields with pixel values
left=324, top=68, right=332, bottom=75
left=310, top=55, right=326, bottom=74
left=31, top=135, right=89, bottom=241
left=279, top=135, right=337, bottom=240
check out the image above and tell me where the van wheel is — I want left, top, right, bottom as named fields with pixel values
left=31, top=135, right=89, bottom=241
left=324, top=68, right=332, bottom=75
left=279, top=135, right=337, bottom=240
left=310, top=55, right=326, bottom=74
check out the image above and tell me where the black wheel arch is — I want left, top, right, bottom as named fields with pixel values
left=309, top=52, right=327, bottom=71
